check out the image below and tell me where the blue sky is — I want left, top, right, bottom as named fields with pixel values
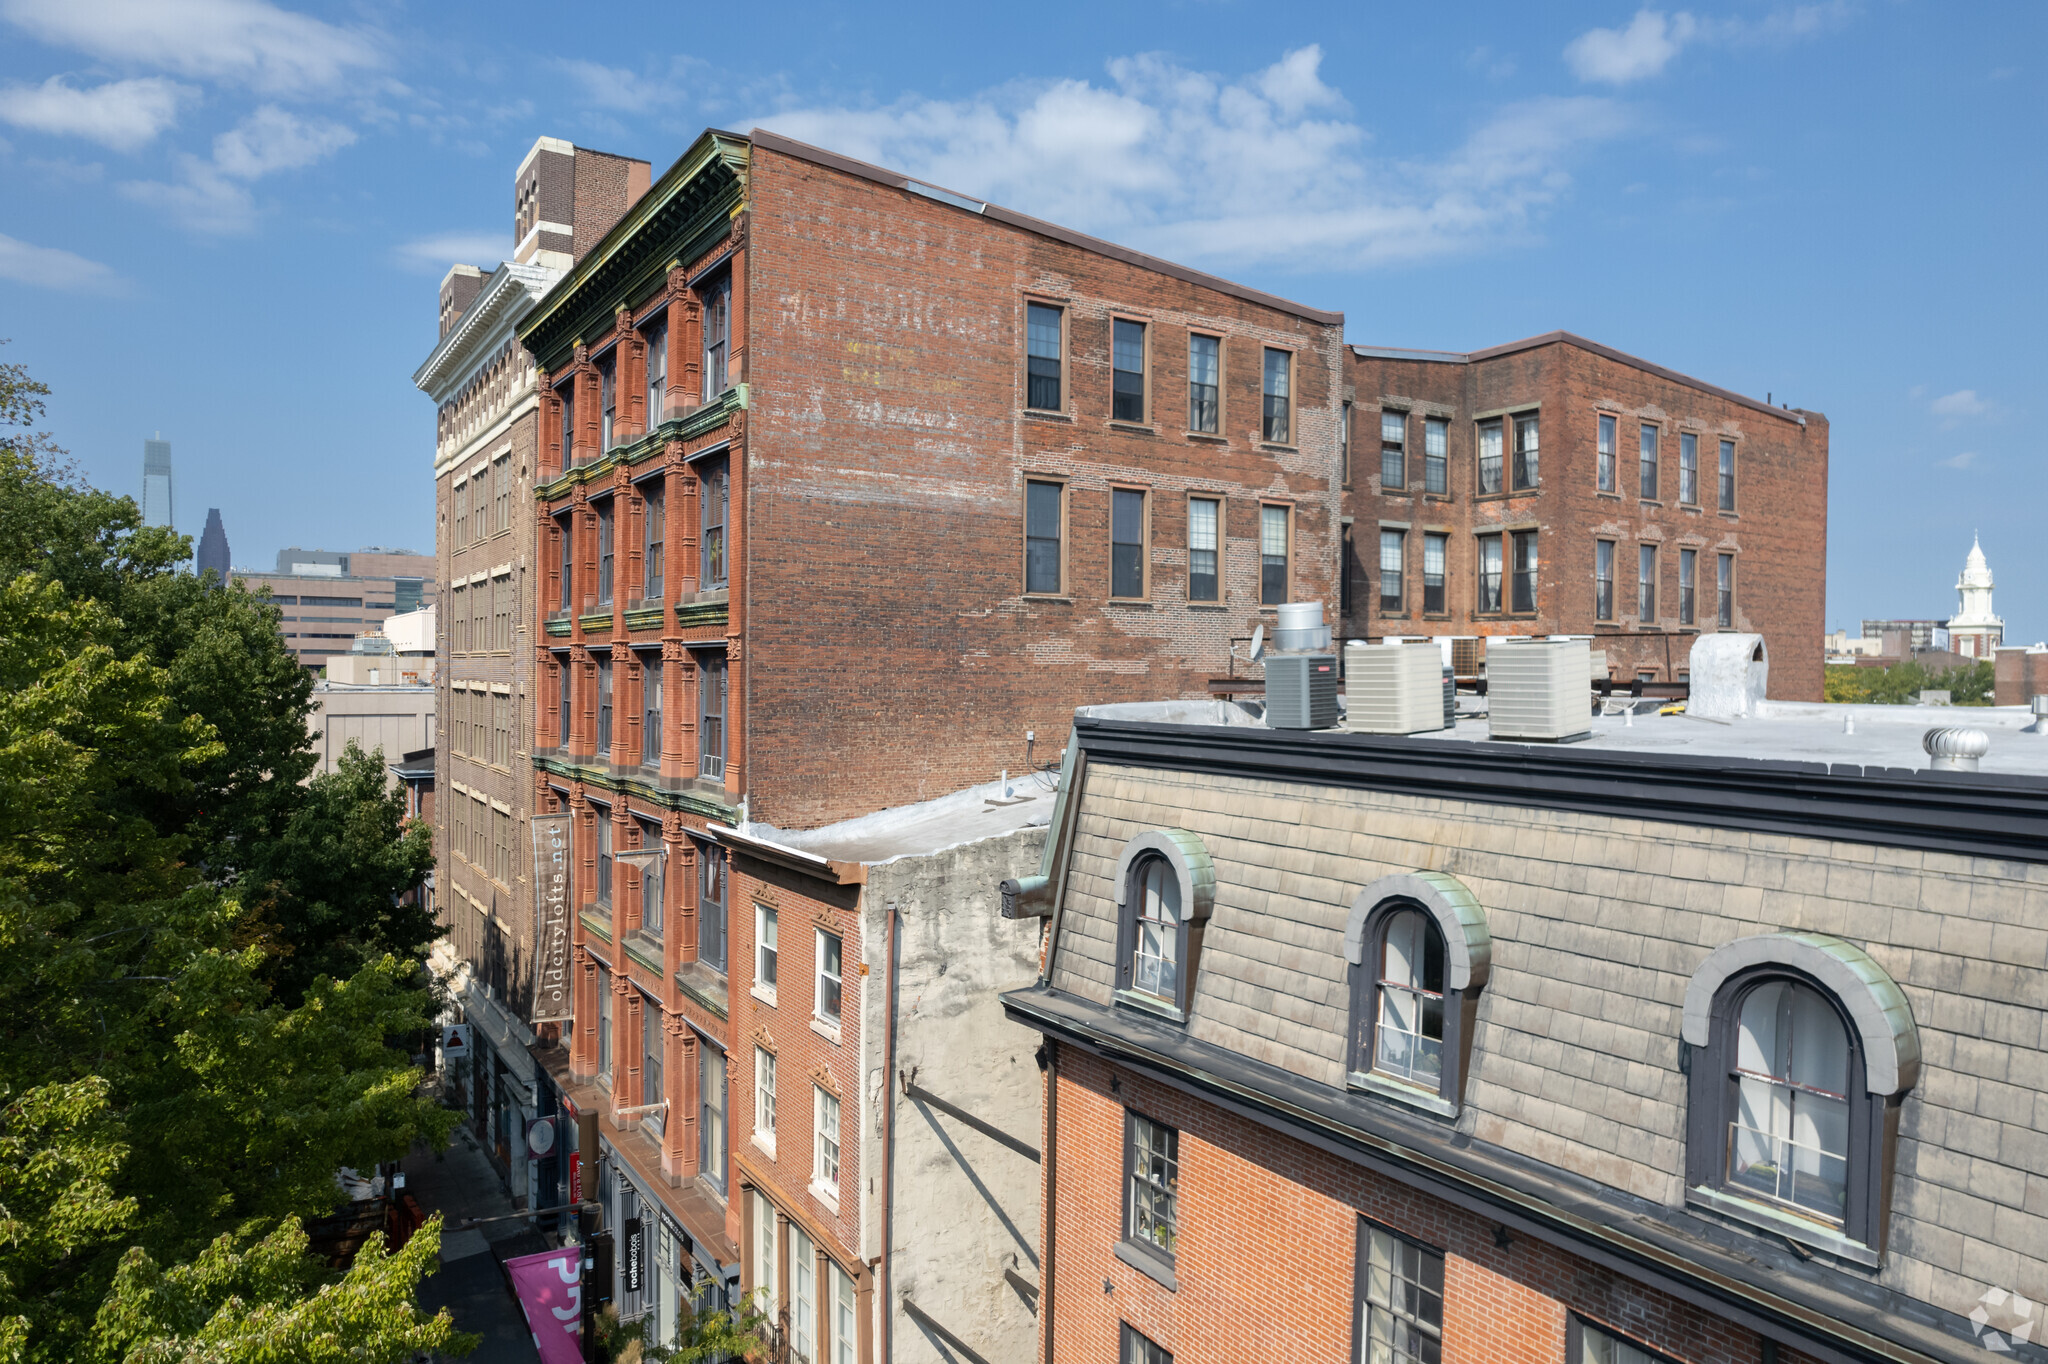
left=1, top=1, right=2041, bottom=643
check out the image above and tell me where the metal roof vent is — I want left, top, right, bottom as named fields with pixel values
left=1923, top=726, right=1989, bottom=771
left=2026, top=695, right=2048, bottom=735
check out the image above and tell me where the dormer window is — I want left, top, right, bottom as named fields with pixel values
left=1110, top=831, right=1216, bottom=1024
left=1344, top=872, right=1491, bottom=1119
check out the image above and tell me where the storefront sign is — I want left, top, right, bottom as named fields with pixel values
left=505, top=1248, right=582, bottom=1364
left=530, top=814, right=573, bottom=1023
left=527, top=1115, right=556, bottom=1157
left=622, top=1217, right=644, bottom=1296
left=568, top=1150, right=582, bottom=1204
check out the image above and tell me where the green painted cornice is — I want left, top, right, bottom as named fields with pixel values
left=532, top=752, right=737, bottom=820
left=531, top=385, right=745, bottom=503
left=519, top=129, right=751, bottom=374
left=675, top=600, right=729, bottom=630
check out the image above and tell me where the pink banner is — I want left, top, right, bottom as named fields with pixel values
left=505, top=1247, right=583, bottom=1364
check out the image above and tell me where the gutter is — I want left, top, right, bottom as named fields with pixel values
left=879, top=899, right=900, bottom=1364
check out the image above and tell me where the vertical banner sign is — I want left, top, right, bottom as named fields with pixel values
left=622, top=1218, right=645, bottom=1297
left=530, top=814, right=574, bottom=1024
left=505, top=1248, right=583, bottom=1364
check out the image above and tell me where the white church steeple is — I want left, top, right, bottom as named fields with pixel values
left=1947, top=534, right=2004, bottom=659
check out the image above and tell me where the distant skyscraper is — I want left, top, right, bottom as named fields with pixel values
left=142, top=434, right=173, bottom=528
left=196, top=508, right=230, bottom=585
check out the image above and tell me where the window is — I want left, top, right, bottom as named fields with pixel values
left=640, top=654, right=662, bottom=768
left=699, top=456, right=728, bottom=590
left=1119, top=854, right=1182, bottom=1007
left=1639, top=424, right=1659, bottom=499
left=1188, top=334, right=1219, bottom=433
left=1638, top=545, right=1658, bottom=621
left=599, top=353, right=617, bottom=452
left=699, top=844, right=727, bottom=973
left=1261, top=348, right=1291, bottom=444
left=813, top=1085, right=840, bottom=1193
left=1259, top=504, right=1289, bottom=606
left=494, top=575, right=512, bottom=651
left=1476, top=419, right=1503, bottom=494
left=1732, top=979, right=1852, bottom=1223
left=557, top=514, right=574, bottom=610
left=1512, top=413, right=1539, bottom=490
left=642, top=997, right=665, bottom=1131
left=596, top=658, right=613, bottom=755
left=815, top=929, right=843, bottom=1026
left=1112, top=318, right=1146, bottom=422
left=1366, top=907, right=1445, bottom=1090
left=493, top=454, right=510, bottom=535
left=1026, top=302, right=1062, bottom=411
left=1717, top=553, right=1734, bottom=627
left=1719, top=439, right=1736, bottom=511
left=1340, top=401, right=1352, bottom=485
left=1476, top=535, right=1502, bottom=613
left=557, top=380, right=576, bottom=466
left=494, top=690, right=512, bottom=767
left=1356, top=1222, right=1444, bottom=1364
left=1123, top=1324, right=1173, bottom=1364
left=754, top=1046, right=776, bottom=1143
left=1424, top=418, right=1447, bottom=495
left=1679, top=432, right=1699, bottom=505
left=1381, top=411, right=1406, bottom=489
left=1123, top=1111, right=1179, bottom=1264
left=643, top=482, right=665, bottom=600
left=789, top=1225, right=816, bottom=1362
left=829, top=1263, right=856, bottom=1364
left=1379, top=530, right=1404, bottom=614
left=639, top=825, right=664, bottom=937
left=755, top=904, right=777, bottom=994
left=1422, top=533, right=1446, bottom=615
left=1679, top=549, right=1697, bottom=626
left=596, top=497, right=615, bottom=605
left=1111, top=488, right=1146, bottom=598
left=1572, top=1318, right=1677, bottom=1364
left=1511, top=530, right=1538, bottom=613
left=1025, top=480, right=1063, bottom=594
left=1187, top=497, right=1219, bottom=603
left=557, top=654, right=573, bottom=748
left=453, top=480, right=468, bottom=548
left=1595, top=541, right=1615, bottom=621
left=698, top=651, right=727, bottom=780
left=701, top=275, right=731, bottom=399
left=749, top=1190, right=775, bottom=1313
left=596, top=813, right=613, bottom=904
left=644, top=315, right=668, bottom=425
left=1597, top=413, right=1617, bottom=493
left=597, top=964, right=613, bottom=1082
left=699, top=1045, right=727, bottom=1194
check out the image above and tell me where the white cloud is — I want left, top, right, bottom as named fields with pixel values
left=0, top=232, right=122, bottom=292
left=396, top=231, right=507, bottom=274
left=0, top=0, right=382, bottom=97
left=753, top=48, right=1628, bottom=272
left=1930, top=388, right=1987, bottom=418
left=561, top=57, right=704, bottom=113
left=0, top=74, right=193, bottom=151
left=1565, top=10, right=1697, bottom=84
left=1939, top=451, right=1979, bottom=470
left=120, top=104, right=354, bottom=233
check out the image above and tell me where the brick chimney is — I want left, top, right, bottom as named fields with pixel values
left=513, top=136, right=652, bottom=270
left=438, top=264, right=485, bottom=338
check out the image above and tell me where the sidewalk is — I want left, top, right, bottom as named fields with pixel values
left=404, top=1126, right=553, bottom=1363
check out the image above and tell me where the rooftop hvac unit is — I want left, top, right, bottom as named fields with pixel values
left=1487, top=639, right=1593, bottom=742
left=1450, top=637, right=1485, bottom=677
left=1343, top=643, right=1446, bottom=735
left=1266, top=653, right=1339, bottom=730
left=1273, top=601, right=1332, bottom=652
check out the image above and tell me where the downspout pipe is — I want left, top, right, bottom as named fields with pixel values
left=1040, top=1038, right=1058, bottom=1364
left=879, top=900, right=901, bottom=1363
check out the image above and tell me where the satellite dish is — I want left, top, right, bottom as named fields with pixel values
left=1249, top=624, right=1265, bottom=662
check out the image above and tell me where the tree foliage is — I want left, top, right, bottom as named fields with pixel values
left=1824, top=659, right=1995, bottom=705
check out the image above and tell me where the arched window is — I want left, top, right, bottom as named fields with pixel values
left=1682, top=933, right=1919, bottom=1264
left=1343, top=873, right=1491, bottom=1119
left=1127, top=855, right=1182, bottom=1004
left=1110, top=830, right=1215, bottom=1023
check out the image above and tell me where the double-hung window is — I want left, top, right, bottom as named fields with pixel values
left=815, top=929, right=843, bottom=1026
left=1424, top=418, right=1447, bottom=495
left=1187, top=334, right=1219, bottom=433
left=754, top=1047, right=776, bottom=1145
left=1259, top=504, right=1289, bottom=606
left=640, top=653, right=662, bottom=768
left=813, top=1085, right=841, bottom=1195
left=1261, top=348, right=1291, bottom=444
left=1727, top=979, right=1852, bottom=1225
left=1476, top=419, right=1503, bottom=494
left=697, top=456, right=728, bottom=590
left=1640, top=424, right=1660, bottom=499
left=638, top=820, right=663, bottom=936
left=1573, top=1319, right=1678, bottom=1363
left=1187, top=497, right=1219, bottom=603
left=1123, top=1326, right=1173, bottom=1364
left=454, top=479, right=469, bottom=547
left=557, top=380, right=576, bottom=466
left=596, top=658, right=613, bottom=756
left=1639, top=544, right=1658, bottom=621
left=1476, top=535, right=1503, bottom=613
left=1025, top=480, right=1063, bottom=594
left=1512, top=413, right=1539, bottom=489
left=642, top=482, right=664, bottom=601
left=1422, top=533, right=1446, bottom=615
left=1357, top=1222, right=1444, bottom=1364
left=755, top=905, right=778, bottom=995
left=642, top=998, right=664, bottom=1132
left=1718, top=553, right=1734, bottom=627
left=1679, top=432, right=1699, bottom=505
left=1598, top=413, right=1617, bottom=492
left=789, top=1226, right=816, bottom=1361
left=1595, top=541, right=1615, bottom=621
left=595, top=812, right=613, bottom=905
left=701, top=275, right=731, bottom=400
left=749, top=1191, right=775, bottom=1314
left=1680, top=549, right=1697, bottom=625
left=1719, top=439, right=1737, bottom=511
left=557, top=514, right=574, bottom=610
left=597, top=965, right=613, bottom=1082
left=1381, top=411, right=1406, bottom=489
left=1511, top=530, right=1538, bottom=613
left=599, top=353, right=617, bottom=451
left=1379, top=529, right=1405, bottom=614
left=1124, top=1111, right=1179, bottom=1265
left=1112, top=319, right=1146, bottom=422
left=556, top=653, right=574, bottom=748
left=1026, top=303, right=1062, bottom=411
left=643, top=315, right=668, bottom=425
left=699, top=1044, right=726, bottom=1194
left=698, top=650, right=727, bottom=780
left=1110, top=488, right=1146, bottom=599
left=493, top=455, right=510, bottom=534
left=596, top=498, right=615, bottom=606
left=699, top=844, right=727, bottom=973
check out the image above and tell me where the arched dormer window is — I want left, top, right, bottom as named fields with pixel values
left=1343, top=872, right=1491, bottom=1119
left=1111, top=831, right=1215, bottom=1023
left=1682, top=933, right=1919, bottom=1266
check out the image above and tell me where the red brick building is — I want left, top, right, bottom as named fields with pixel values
left=1342, top=334, right=1828, bottom=699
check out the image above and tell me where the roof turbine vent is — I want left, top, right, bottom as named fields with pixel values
left=1923, top=726, right=1990, bottom=772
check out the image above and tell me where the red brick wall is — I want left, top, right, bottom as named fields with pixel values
left=1045, top=1049, right=1805, bottom=1364
left=1346, top=338, right=1828, bottom=701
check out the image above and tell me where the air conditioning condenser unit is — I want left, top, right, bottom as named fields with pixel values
left=1266, top=654, right=1339, bottom=730
left=1343, top=642, right=1446, bottom=735
left=1487, top=639, right=1593, bottom=742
